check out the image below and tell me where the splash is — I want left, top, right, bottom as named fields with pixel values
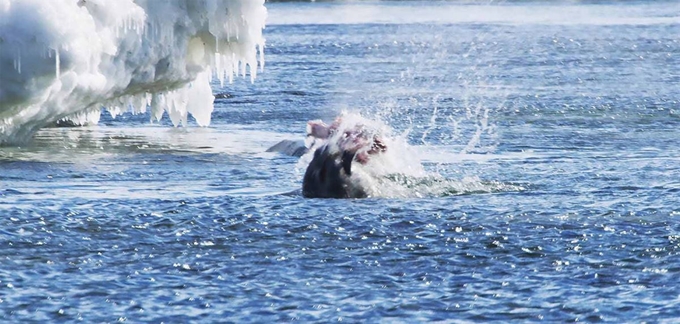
left=297, top=112, right=522, bottom=198
left=0, top=0, right=266, bottom=144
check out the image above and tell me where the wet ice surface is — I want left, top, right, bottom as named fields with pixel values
left=2, top=1, right=680, bottom=322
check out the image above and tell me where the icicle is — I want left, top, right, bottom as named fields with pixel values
left=55, top=49, right=60, bottom=79
left=14, top=48, right=21, bottom=74
left=108, top=106, right=121, bottom=119
left=216, top=54, right=224, bottom=87
left=258, top=42, right=265, bottom=72
left=150, top=93, right=165, bottom=123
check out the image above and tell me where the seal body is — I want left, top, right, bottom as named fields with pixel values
left=266, top=139, right=308, bottom=157
left=302, top=145, right=367, bottom=198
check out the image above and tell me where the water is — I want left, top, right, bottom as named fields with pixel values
left=2, top=1, right=680, bottom=322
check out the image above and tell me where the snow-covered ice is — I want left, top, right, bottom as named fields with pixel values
left=0, top=0, right=266, bottom=144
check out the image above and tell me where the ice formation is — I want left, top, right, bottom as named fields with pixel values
left=0, top=0, right=266, bottom=144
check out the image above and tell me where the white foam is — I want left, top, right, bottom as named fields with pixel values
left=295, top=112, right=526, bottom=198
left=0, top=0, right=266, bottom=144
left=297, top=112, right=425, bottom=175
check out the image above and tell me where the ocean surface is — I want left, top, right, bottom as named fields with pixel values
left=2, top=1, right=680, bottom=322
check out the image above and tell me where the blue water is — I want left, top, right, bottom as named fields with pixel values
left=2, top=1, right=680, bottom=322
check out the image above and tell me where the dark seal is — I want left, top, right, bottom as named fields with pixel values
left=302, top=145, right=367, bottom=198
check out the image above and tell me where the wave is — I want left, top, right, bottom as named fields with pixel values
left=0, top=0, right=266, bottom=144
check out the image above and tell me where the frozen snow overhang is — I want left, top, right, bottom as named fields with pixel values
left=0, top=0, right=267, bottom=144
